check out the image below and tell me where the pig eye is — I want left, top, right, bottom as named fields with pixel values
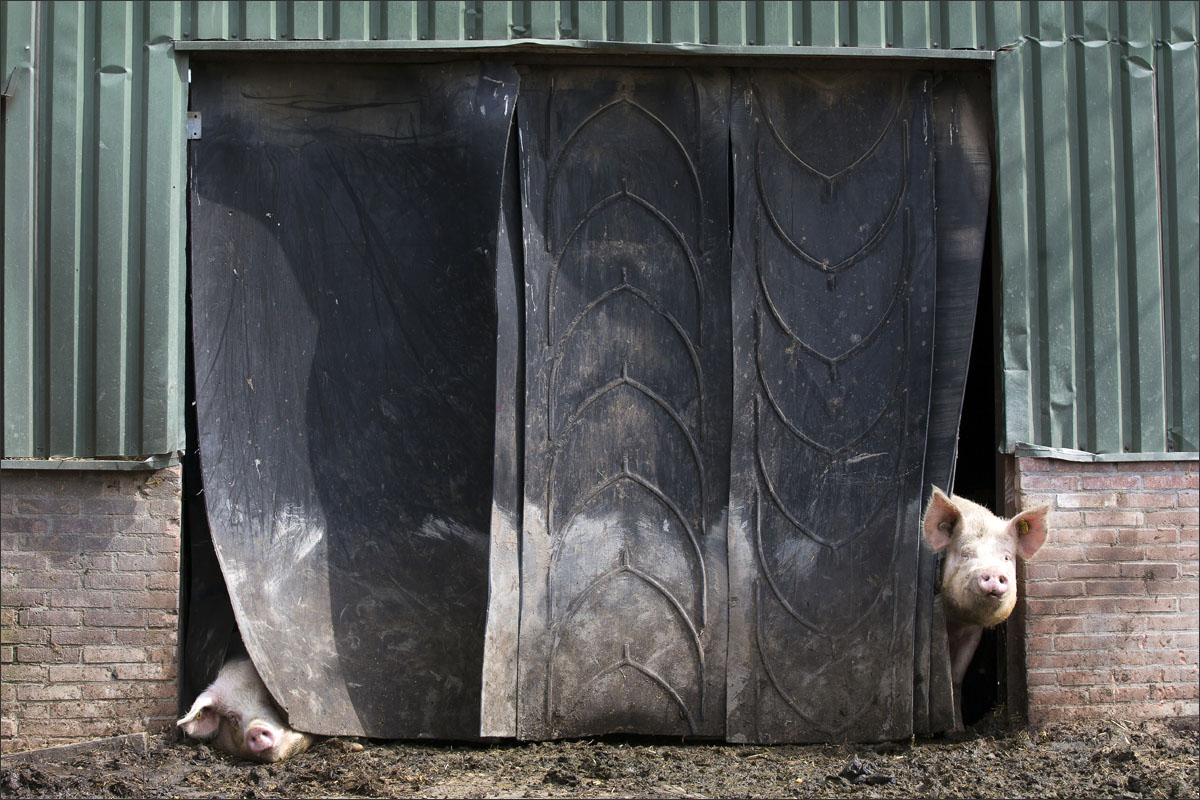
left=1004, top=553, right=1012, bottom=562
left=960, top=549, right=975, bottom=559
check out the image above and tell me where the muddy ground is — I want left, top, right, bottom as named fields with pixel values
left=2, top=716, right=1197, bottom=799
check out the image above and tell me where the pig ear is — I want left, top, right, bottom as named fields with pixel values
left=1011, top=504, right=1050, bottom=559
left=178, top=693, right=221, bottom=739
left=922, top=486, right=960, bottom=552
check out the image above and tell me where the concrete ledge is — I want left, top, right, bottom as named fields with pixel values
left=0, top=733, right=147, bottom=764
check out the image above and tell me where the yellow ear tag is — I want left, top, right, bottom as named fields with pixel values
left=1018, top=519, right=1029, bottom=536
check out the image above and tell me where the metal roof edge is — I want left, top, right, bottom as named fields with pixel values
left=171, top=38, right=996, bottom=60
left=1011, top=443, right=1200, bottom=463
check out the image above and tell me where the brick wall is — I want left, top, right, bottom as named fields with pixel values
left=1, top=467, right=182, bottom=753
left=1014, top=456, right=1199, bottom=723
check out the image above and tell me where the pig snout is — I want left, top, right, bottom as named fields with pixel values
left=977, top=569, right=1010, bottom=598
left=246, top=724, right=277, bottom=754
left=178, top=657, right=313, bottom=762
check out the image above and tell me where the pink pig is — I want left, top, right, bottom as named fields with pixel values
left=177, top=658, right=313, bottom=762
left=922, top=487, right=1050, bottom=723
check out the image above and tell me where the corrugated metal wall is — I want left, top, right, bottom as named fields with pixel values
left=2, top=1, right=187, bottom=458
left=2, top=1, right=1197, bottom=458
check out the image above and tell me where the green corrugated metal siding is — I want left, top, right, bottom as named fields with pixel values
left=2, top=1, right=187, bottom=458
left=2, top=1, right=1197, bottom=458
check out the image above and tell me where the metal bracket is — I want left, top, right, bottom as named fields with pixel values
left=186, top=110, right=202, bottom=139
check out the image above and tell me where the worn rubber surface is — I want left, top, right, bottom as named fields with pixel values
left=188, top=61, right=517, bottom=739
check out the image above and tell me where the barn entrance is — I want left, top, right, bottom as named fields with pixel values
left=186, top=60, right=990, bottom=743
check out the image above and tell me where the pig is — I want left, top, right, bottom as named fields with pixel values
left=921, top=486, right=1049, bottom=726
left=178, top=657, right=313, bottom=762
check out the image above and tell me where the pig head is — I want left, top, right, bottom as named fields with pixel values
left=178, top=658, right=313, bottom=763
left=922, top=487, right=1049, bottom=704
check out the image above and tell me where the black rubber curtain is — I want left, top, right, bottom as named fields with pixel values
left=189, top=61, right=989, bottom=741
left=189, top=61, right=518, bottom=738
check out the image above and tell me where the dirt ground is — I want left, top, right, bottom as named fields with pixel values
left=2, top=715, right=1197, bottom=799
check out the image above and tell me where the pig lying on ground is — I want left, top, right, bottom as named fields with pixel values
left=178, top=657, right=313, bottom=762
left=922, top=486, right=1049, bottom=727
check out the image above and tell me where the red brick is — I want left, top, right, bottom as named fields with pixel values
left=112, top=663, right=172, bottom=681
left=1027, top=688, right=1088, bottom=705
left=15, top=608, right=81, bottom=628
left=1084, top=580, right=1151, bottom=596
left=121, top=592, right=178, bottom=610
left=1145, top=579, right=1200, bottom=595
left=1, top=627, right=49, bottom=645
left=46, top=664, right=112, bottom=682
left=1052, top=528, right=1118, bottom=545
left=1082, top=474, right=1142, bottom=490
left=1143, top=473, right=1197, bottom=490
left=1027, top=616, right=1086, bottom=635
left=81, top=609, right=145, bottom=628
left=1056, top=562, right=1120, bottom=579
left=48, top=516, right=114, bottom=535
left=1024, top=563, right=1059, bottom=580
left=146, top=535, right=181, bottom=554
left=145, top=611, right=176, bottom=629
left=4, top=590, right=48, bottom=607
left=1021, top=475, right=1081, bottom=491
left=113, top=629, right=174, bottom=646
left=1118, top=528, right=1178, bottom=544
left=112, top=517, right=176, bottom=534
left=1150, top=683, right=1200, bottom=700
left=1083, top=545, right=1144, bottom=561
left=1118, top=562, right=1180, bottom=579
left=17, top=720, right=122, bottom=738
left=4, top=518, right=49, bottom=535
left=15, top=684, right=81, bottom=702
left=86, top=534, right=151, bottom=553
left=82, top=681, right=178, bottom=701
left=1082, top=615, right=1147, bottom=634
left=1145, top=510, right=1199, bottom=526
left=1119, top=492, right=1178, bottom=508
left=1053, top=633, right=1144, bottom=651
left=1179, top=491, right=1199, bottom=507
left=1115, top=596, right=1180, bottom=613
left=84, top=498, right=148, bottom=516
left=82, top=572, right=146, bottom=591
left=1090, top=685, right=1152, bottom=703
left=1026, top=545, right=1078, bottom=562
left=1144, top=614, right=1200, bottom=632
left=12, top=497, right=81, bottom=515
left=47, top=590, right=112, bottom=609
left=1026, top=580, right=1085, bottom=597
left=42, top=700, right=117, bottom=719
left=50, top=628, right=113, bottom=646
left=1, top=646, right=12, bottom=663
left=1058, top=493, right=1118, bottom=509
left=1145, top=543, right=1198, bottom=560
left=16, top=645, right=80, bottom=664
left=1025, top=671, right=1058, bottom=686
left=1, top=664, right=47, bottom=682
left=115, top=554, right=177, bottom=572
left=1020, top=493, right=1056, bottom=509
left=82, top=646, right=147, bottom=664
left=146, top=573, right=178, bottom=591
left=1, top=552, right=47, bottom=571
left=22, top=572, right=82, bottom=590
left=1056, top=670, right=1119, bottom=686
left=1082, top=510, right=1144, bottom=527
left=1041, top=510, right=1083, bottom=528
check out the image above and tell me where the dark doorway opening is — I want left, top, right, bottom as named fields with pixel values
left=951, top=217, right=1003, bottom=727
